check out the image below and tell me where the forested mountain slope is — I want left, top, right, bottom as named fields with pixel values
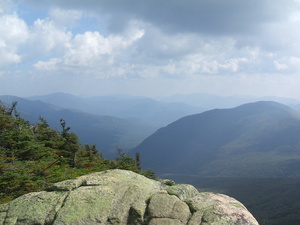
left=134, top=101, right=300, bottom=177
left=0, top=102, right=154, bottom=203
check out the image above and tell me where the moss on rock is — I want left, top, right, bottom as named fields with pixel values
left=0, top=169, right=259, bottom=225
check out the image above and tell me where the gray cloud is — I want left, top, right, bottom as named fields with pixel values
left=19, top=0, right=299, bottom=35
left=1, top=0, right=300, bottom=98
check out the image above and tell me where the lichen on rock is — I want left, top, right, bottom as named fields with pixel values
left=0, top=169, right=259, bottom=225
left=146, top=193, right=191, bottom=223
left=166, top=184, right=199, bottom=200
left=185, top=192, right=258, bottom=225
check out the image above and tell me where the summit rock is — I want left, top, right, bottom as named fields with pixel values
left=0, top=169, right=258, bottom=225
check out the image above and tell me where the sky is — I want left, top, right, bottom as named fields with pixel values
left=1, top=0, right=300, bottom=99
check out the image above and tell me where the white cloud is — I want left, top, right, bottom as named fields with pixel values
left=49, top=7, right=82, bottom=27
left=26, top=18, right=72, bottom=56
left=272, top=56, right=300, bottom=73
left=274, top=61, right=288, bottom=71
left=2, top=0, right=300, bottom=99
left=0, top=0, right=14, bottom=14
left=34, top=27, right=145, bottom=78
left=0, top=12, right=28, bottom=67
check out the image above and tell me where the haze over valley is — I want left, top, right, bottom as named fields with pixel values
left=2, top=92, right=300, bottom=157
left=2, top=92, right=300, bottom=170
left=2, top=92, right=300, bottom=224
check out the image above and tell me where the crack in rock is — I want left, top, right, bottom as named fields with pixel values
left=48, top=191, right=71, bottom=225
left=1, top=204, right=10, bottom=225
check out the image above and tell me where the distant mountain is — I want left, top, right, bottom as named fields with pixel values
left=27, top=93, right=91, bottom=113
left=0, top=95, right=156, bottom=157
left=160, top=93, right=300, bottom=110
left=160, top=93, right=252, bottom=109
left=28, top=93, right=204, bottom=126
left=134, top=101, right=300, bottom=177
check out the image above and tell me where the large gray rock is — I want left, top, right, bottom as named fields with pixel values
left=0, top=169, right=259, bottom=225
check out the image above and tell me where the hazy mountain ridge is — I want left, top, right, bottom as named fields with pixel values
left=134, top=101, right=300, bottom=177
left=0, top=95, right=156, bottom=157
left=1, top=93, right=209, bottom=156
left=160, top=92, right=300, bottom=110
left=28, top=92, right=204, bottom=126
left=4, top=93, right=300, bottom=166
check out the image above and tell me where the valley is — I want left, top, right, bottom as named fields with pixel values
left=2, top=92, right=300, bottom=224
left=165, top=175, right=300, bottom=225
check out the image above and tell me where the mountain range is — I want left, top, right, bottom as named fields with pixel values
left=160, top=92, right=300, bottom=109
left=3, top=92, right=300, bottom=170
left=0, top=95, right=157, bottom=157
left=2, top=93, right=300, bottom=224
left=134, top=101, right=300, bottom=177
left=0, top=93, right=203, bottom=157
left=27, top=93, right=203, bottom=126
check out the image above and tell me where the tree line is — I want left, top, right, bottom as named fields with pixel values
left=0, top=101, right=155, bottom=203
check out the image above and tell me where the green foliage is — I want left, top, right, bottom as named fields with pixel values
left=163, top=179, right=176, bottom=186
left=0, top=102, right=156, bottom=204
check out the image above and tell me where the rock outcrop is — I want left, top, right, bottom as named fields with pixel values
left=0, top=169, right=258, bottom=225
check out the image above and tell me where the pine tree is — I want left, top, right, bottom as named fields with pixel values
left=59, top=119, right=80, bottom=167
left=0, top=102, right=156, bottom=203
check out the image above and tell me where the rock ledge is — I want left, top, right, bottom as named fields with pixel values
left=0, top=169, right=258, bottom=225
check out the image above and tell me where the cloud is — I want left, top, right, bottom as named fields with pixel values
left=0, top=0, right=17, bottom=14
left=34, top=26, right=145, bottom=78
left=1, top=0, right=300, bottom=98
left=0, top=12, right=28, bottom=67
left=0, top=6, right=72, bottom=68
left=48, top=8, right=82, bottom=27
left=18, top=1, right=300, bottom=60
left=19, top=0, right=299, bottom=35
left=27, top=18, right=72, bottom=55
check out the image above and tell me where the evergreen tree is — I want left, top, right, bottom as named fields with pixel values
left=59, top=119, right=81, bottom=167
left=0, top=102, right=156, bottom=204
